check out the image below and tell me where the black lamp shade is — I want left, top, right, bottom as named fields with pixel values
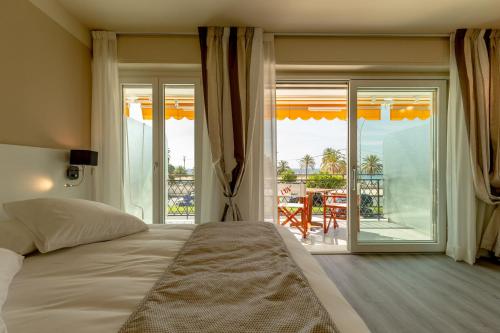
left=70, top=150, right=98, bottom=166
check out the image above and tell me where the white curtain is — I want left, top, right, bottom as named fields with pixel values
left=199, top=116, right=224, bottom=222
left=238, top=33, right=278, bottom=222
left=90, top=31, right=123, bottom=209
left=262, top=34, right=277, bottom=222
left=198, top=29, right=276, bottom=223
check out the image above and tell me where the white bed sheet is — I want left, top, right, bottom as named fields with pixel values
left=3, top=224, right=369, bottom=333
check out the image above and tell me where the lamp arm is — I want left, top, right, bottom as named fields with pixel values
left=64, top=166, right=86, bottom=188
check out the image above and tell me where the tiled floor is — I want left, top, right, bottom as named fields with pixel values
left=162, top=215, right=432, bottom=254
left=164, top=216, right=196, bottom=224
left=284, top=217, right=432, bottom=253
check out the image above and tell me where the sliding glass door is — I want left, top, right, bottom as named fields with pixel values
left=121, top=77, right=201, bottom=224
left=275, top=82, right=349, bottom=253
left=348, top=80, right=447, bottom=252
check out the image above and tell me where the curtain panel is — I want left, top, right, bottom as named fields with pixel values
left=262, top=34, right=278, bottom=222
left=198, top=27, right=266, bottom=222
left=448, top=29, right=500, bottom=262
left=447, top=34, right=482, bottom=264
left=90, top=31, right=123, bottom=209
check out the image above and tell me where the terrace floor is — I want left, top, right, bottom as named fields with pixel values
left=285, top=217, right=432, bottom=253
left=164, top=215, right=196, bottom=224
left=163, top=215, right=432, bottom=254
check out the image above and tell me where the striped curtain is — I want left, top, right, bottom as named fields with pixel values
left=452, top=29, right=500, bottom=259
left=198, top=27, right=264, bottom=221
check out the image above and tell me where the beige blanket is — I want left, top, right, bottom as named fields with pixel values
left=120, top=222, right=338, bottom=333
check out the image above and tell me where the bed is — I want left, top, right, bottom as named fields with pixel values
left=3, top=222, right=369, bottom=333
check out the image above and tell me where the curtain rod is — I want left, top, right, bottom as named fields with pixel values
left=115, top=31, right=450, bottom=38
left=276, top=32, right=450, bottom=37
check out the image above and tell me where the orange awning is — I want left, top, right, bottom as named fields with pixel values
left=275, top=108, right=382, bottom=120
left=390, top=108, right=431, bottom=121
left=124, top=98, right=195, bottom=120
left=123, top=97, right=431, bottom=121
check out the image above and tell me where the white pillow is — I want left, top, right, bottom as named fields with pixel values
left=3, top=198, right=148, bottom=253
left=0, top=220, right=37, bottom=255
left=0, top=248, right=23, bottom=333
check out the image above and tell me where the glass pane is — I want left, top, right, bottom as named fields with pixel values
left=164, top=84, right=195, bottom=224
left=123, top=85, right=153, bottom=224
left=357, top=90, right=435, bottom=242
left=276, top=83, right=349, bottom=252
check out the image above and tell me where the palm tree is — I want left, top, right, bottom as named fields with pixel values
left=300, top=154, right=315, bottom=180
left=336, top=159, right=347, bottom=178
left=361, top=154, right=383, bottom=176
left=321, top=148, right=346, bottom=175
left=277, top=160, right=290, bottom=175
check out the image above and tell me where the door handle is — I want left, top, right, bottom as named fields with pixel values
left=351, top=167, right=357, bottom=191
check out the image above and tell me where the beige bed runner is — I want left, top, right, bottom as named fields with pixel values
left=119, top=222, right=339, bottom=333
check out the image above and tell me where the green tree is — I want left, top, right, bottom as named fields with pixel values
left=321, top=148, right=346, bottom=175
left=361, top=154, right=383, bottom=175
left=306, top=172, right=346, bottom=189
left=277, top=160, right=290, bottom=175
left=300, top=154, right=316, bottom=180
left=173, top=166, right=188, bottom=177
left=167, top=148, right=176, bottom=180
left=280, top=169, right=297, bottom=182
left=168, top=164, right=176, bottom=180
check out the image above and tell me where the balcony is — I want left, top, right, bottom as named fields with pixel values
left=166, top=172, right=432, bottom=252
left=166, top=177, right=196, bottom=223
left=277, top=173, right=433, bottom=252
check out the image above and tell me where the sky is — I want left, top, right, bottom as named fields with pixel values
left=277, top=109, right=430, bottom=171
left=128, top=85, right=433, bottom=173
left=165, top=119, right=195, bottom=169
left=133, top=100, right=431, bottom=173
left=164, top=109, right=430, bottom=172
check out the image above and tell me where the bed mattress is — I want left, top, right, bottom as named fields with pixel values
left=3, top=223, right=369, bottom=333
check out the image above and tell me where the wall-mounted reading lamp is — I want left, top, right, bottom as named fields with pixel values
left=65, top=150, right=98, bottom=187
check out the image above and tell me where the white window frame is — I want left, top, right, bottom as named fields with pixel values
left=348, top=79, right=448, bottom=253
left=120, top=70, right=203, bottom=224
left=276, top=72, right=448, bottom=252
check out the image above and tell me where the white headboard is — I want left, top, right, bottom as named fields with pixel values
left=0, top=144, right=91, bottom=219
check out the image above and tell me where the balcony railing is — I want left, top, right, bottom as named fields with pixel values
left=167, top=179, right=195, bottom=217
left=278, top=174, right=383, bottom=219
left=166, top=174, right=383, bottom=219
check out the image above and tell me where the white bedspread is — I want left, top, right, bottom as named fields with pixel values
left=3, top=224, right=369, bottom=333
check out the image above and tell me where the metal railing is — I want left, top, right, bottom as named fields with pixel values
left=166, top=174, right=383, bottom=219
left=277, top=174, right=383, bottom=219
left=167, top=179, right=195, bottom=217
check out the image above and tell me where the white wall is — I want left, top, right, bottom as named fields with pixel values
left=0, top=144, right=91, bottom=220
left=117, top=35, right=450, bottom=73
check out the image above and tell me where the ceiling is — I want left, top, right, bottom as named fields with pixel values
left=56, top=0, right=500, bottom=34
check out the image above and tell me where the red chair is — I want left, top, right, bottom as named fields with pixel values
left=323, top=193, right=347, bottom=233
left=277, top=195, right=308, bottom=238
left=277, top=183, right=309, bottom=238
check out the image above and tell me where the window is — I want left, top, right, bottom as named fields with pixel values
left=275, top=79, right=446, bottom=253
left=276, top=82, right=349, bottom=252
left=122, top=78, right=200, bottom=224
